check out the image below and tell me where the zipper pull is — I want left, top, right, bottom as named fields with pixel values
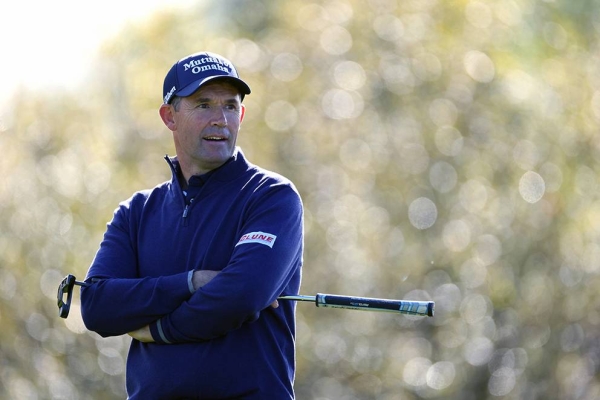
left=182, top=197, right=195, bottom=226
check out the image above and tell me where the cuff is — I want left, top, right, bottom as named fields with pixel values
left=187, top=270, right=195, bottom=294
left=150, top=319, right=172, bottom=344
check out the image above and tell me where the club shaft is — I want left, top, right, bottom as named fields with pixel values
left=278, top=293, right=434, bottom=317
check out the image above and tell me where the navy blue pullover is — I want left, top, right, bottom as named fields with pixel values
left=81, top=148, right=303, bottom=399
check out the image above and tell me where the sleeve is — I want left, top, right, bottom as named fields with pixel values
left=149, top=183, right=304, bottom=343
left=80, top=196, right=194, bottom=337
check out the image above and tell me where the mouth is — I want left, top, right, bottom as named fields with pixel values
left=203, top=136, right=228, bottom=142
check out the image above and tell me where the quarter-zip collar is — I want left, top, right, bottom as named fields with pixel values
left=163, top=147, right=252, bottom=225
left=165, top=147, right=251, bottom=191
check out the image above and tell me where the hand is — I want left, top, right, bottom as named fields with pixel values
left=192, top=270, right=220, bottom=291
left=128, top=325, right=154, bottom=342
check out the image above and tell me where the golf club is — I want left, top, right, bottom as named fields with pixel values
left=57, top=275, right=434, bottom=318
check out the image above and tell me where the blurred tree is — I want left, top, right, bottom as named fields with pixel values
left=1, top=0, right=600, bottom=398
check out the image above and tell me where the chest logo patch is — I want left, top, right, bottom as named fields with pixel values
left=236, top=231, right=277, bottom=248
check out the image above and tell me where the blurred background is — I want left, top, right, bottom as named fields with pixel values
left=1, top=0, right=600, bottom=398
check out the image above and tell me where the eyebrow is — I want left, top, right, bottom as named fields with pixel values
left=194, top=97, right=240, bottom=104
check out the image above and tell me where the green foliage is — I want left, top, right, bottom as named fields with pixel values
left=2, top=0, right=600, bottom=398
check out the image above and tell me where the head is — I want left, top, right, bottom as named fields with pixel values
left=159, top=52, right=251, bottom=178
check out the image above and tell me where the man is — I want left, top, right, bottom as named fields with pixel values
left=80, top=51, right=304, bottom=399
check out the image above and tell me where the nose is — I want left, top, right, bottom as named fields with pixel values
left=211, top=107, right=228, bottom=127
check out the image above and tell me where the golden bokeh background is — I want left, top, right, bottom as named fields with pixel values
left=2, top=1, right=600, bottom=398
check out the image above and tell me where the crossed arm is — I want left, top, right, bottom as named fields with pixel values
left=127, top=270, right=279, bottom=342
left=82, top=184, right=303, bottom=343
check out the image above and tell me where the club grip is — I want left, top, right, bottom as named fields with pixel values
left=315, top=293, right=434, bottom=317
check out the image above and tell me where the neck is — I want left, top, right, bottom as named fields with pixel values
left=178, top=160, right=221, bottom=183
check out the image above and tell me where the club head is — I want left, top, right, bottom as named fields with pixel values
left=57, top=274, right=76, bottom=318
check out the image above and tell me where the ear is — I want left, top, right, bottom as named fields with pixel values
left=159, top=104, right=177, bottom=131
left=240, top=104, right=246, bottom=123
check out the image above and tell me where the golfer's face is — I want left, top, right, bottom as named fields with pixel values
left=173, top=82, right=244, bottom=174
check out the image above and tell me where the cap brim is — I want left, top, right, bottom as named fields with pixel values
left=177, top=76, right=251, bottom=99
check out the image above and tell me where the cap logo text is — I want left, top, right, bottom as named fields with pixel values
left=164, top=86, right=176, bottom=103
left=184, top=57, right=232, bottom=75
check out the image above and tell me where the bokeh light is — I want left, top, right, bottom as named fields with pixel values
left=2, top=0, right=600, bottom=399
